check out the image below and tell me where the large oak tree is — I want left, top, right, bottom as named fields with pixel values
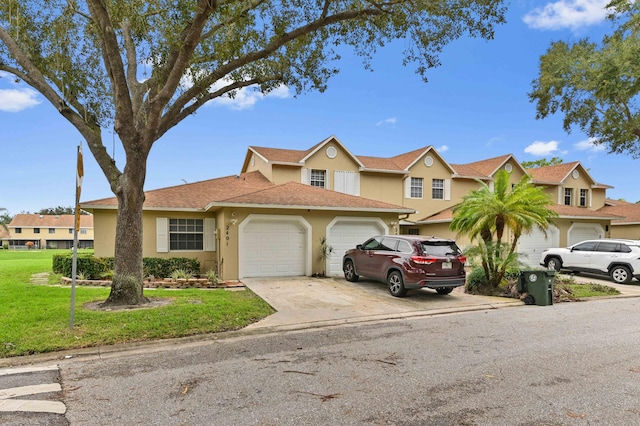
left=0, top=0, right=506, bottom=305
left=529, top=0, right=640, bottom=158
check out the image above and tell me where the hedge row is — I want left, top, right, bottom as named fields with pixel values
left=52, top=254, right=201, bottom=280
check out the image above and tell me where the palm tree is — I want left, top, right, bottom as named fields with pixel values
left=451, top=170, right=558, bottom=288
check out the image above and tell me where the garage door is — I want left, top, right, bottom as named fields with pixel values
left=568, top=223, right=604, bottom=246
left=517, top=226, right=559, bottom=268
left=326, top=218, right=387, bottom=276
left=240, top=217, right=308, bottom=277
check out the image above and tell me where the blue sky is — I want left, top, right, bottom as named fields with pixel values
left=1, top=0, right=636, bottom=215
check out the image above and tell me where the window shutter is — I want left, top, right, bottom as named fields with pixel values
left=156, top=218, right=168, bottom=253
left=324, top=169, right=330, bottom=189
left=588, top=189, right=592, bottom=207
left=558, top=187, right=563, bottom=204
left=405, top=177, right=411, bottom=199
left=444, top=179, right=451, bottom=201
left=334, top=171, right=345, bottom=193
left=204, top=218, right=216, bottom=251
left=301, top=168, right=309, bottom=185
left=353, top=173, right=361, bottom=196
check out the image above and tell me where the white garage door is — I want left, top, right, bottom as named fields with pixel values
left=326, top=218, right=387, bottom=276
left=568, top=223, right=604, bottom=246
left=241, top=218, right=307, bottom=277
left=517, top=226, right=559, bottom=268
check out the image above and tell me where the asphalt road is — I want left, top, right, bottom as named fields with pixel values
left=51, top=296, right=640, bottom=425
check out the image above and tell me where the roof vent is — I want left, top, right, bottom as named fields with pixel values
left=39, top=215, right=44, bottom=218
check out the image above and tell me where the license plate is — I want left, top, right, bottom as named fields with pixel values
left=442, top=262, right=452, bottom=269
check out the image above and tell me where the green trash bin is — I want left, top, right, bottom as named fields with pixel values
left=518, top=270, right=554, bottom=306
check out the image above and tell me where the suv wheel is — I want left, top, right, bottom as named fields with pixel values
left=343, top=259, right=359, bottom=282
left=610, top=265, right=632, bottom=284
left=545, top=256, right=562, bottom=271
left=436, top=287, right=453, bottom=295
left=387, top=271, right=407, bottom=297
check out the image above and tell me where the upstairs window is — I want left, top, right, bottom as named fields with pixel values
left=310, top=169, right=326, bottom=188
left=564, top=188, right=573, bottom=206
left=410, top=177, right=423, bottom=198
left=15, top=228, right=22, bottom=234
left=34, top=228, right=40, bottom=234
left=49, top=228, right=56, bottom=234
left=579, top=189, right=588, bottom=207
left=432, top=179, right=444, bottom=200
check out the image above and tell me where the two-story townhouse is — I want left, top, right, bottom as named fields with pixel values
left=85, top=134, right=625, bottom=279
left=6, top=214, right=94, bottom=249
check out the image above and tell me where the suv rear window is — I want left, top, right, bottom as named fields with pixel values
left=420, top=241, right=461, bottom=256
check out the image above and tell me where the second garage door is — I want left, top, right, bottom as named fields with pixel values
left=517, top=225, right=559, bottom=267
left=326, top=218, right=387, bottom=276
left=240, top=217, right=309, bottom=278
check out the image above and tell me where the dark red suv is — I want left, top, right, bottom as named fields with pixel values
left=342, top=235, right=466, bottom=297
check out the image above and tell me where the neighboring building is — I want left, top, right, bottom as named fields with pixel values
left=601, top=198, right=640, bottom=240
left=84, top=135, right=628, bottom=278
left=6, top=214, right=94, bottom=249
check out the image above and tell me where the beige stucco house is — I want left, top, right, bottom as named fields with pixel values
left=84, top=135, right=628, bottom=278
left=601, top=198, right=640, bottom=240
left=5, top=214, right=94, bottom=249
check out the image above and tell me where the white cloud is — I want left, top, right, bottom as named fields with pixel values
left=437, top=144, right=449, bottom=152
left=208, top=83, right=291, bottom=110
left=523, top=0, right=610, bottom=31
left=524, top=140, right=560, bottom=156
left=574, top=137, right=605, bottom=152
left=376, top=117, right=397, bottom=127
left=0, top=88, right=41, bottom=112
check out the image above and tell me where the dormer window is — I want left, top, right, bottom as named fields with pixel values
left=579, top=189, right=588, bottom=207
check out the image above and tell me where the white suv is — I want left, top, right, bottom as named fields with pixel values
left=540, top=239, right=640, bottom=284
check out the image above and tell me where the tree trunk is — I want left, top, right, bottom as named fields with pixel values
left=101, top=151, right=149, bottom=306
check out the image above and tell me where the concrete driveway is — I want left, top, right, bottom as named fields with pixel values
left=242, top=276, right=520, bottom=331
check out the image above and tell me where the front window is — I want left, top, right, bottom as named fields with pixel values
left=34, top=228, right=40, bottom=234
left=169, top=219, right=204, bottom=250
left=49, top=228, right=55, bottom=234
left=432, top=179, right=444, bottom=200
left=80, top=228, right=87, bottom=235
left=15, top=228, right=21, bottom=234
left=410, top=177, right=423, bottom=198
left=68, top=228, right=73, bottom=234
left=579, top=189, right=588, bottom=207
left=564, top=188, right=573, bottom=206
left=310, top=169, right=326, bottom=188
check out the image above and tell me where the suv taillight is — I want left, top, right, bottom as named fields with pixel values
left=411, top=256, right=438, bottom=265
left=458, top=256, right=467, bottom=264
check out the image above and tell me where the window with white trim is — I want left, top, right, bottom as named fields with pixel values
left=169, top=219, right=204, bottom=250
left=410, top=177, right=423, bottom=198
left=49, top=228, right=55, bottom=234
left=579, top=189, right=588, bottom=207
left=310, top=169, right=326, bottom=188
left=432, top=179, right=445, bottom=200
left=564, top=188, right=573, bottom=206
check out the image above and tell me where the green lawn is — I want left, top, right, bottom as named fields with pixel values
left=0, top=250, right=274, bottom=358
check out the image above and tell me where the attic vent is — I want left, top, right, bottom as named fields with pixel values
left=572, top=170, right=579, bottom=179
left=505, top=163, right=512, bottom=172
left=39, top=215, right=44, bottom=218
left=424, top=156, right=433, bottom=167
left=326, top=146, right=337, bottom=159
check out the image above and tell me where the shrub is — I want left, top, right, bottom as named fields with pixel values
left=205, top=269, right=220, bottom=284
left=466, top=267, right=489, bottom=293
left=52, top=255, right=200, bottom=279
left=170, top=269, right=193, bottom=279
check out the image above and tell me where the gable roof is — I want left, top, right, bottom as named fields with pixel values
left=450, top=154, right=525, bottom=180
left=526, top=161, right=611, bottom=188
left=242, top=135, right=365, bottom=170
left=82, top=170, right=413, bottom=214
left=8, top=214, right=93, bottom=228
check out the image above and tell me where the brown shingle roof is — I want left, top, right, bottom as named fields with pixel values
left=83, top=171, right=274, bottom=209
left=416, top=204, right=621, bottom=224
left=8, top=214, right=93, bottom=228
left=451, top=154, right=514, bottom=178
left=601, top=199, right=640, bottom=224
left=215, top=181, right=412, bottom=212
left=526, top=161, right=581, bottom=184
left=83, top=171, right=413, bottom=213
